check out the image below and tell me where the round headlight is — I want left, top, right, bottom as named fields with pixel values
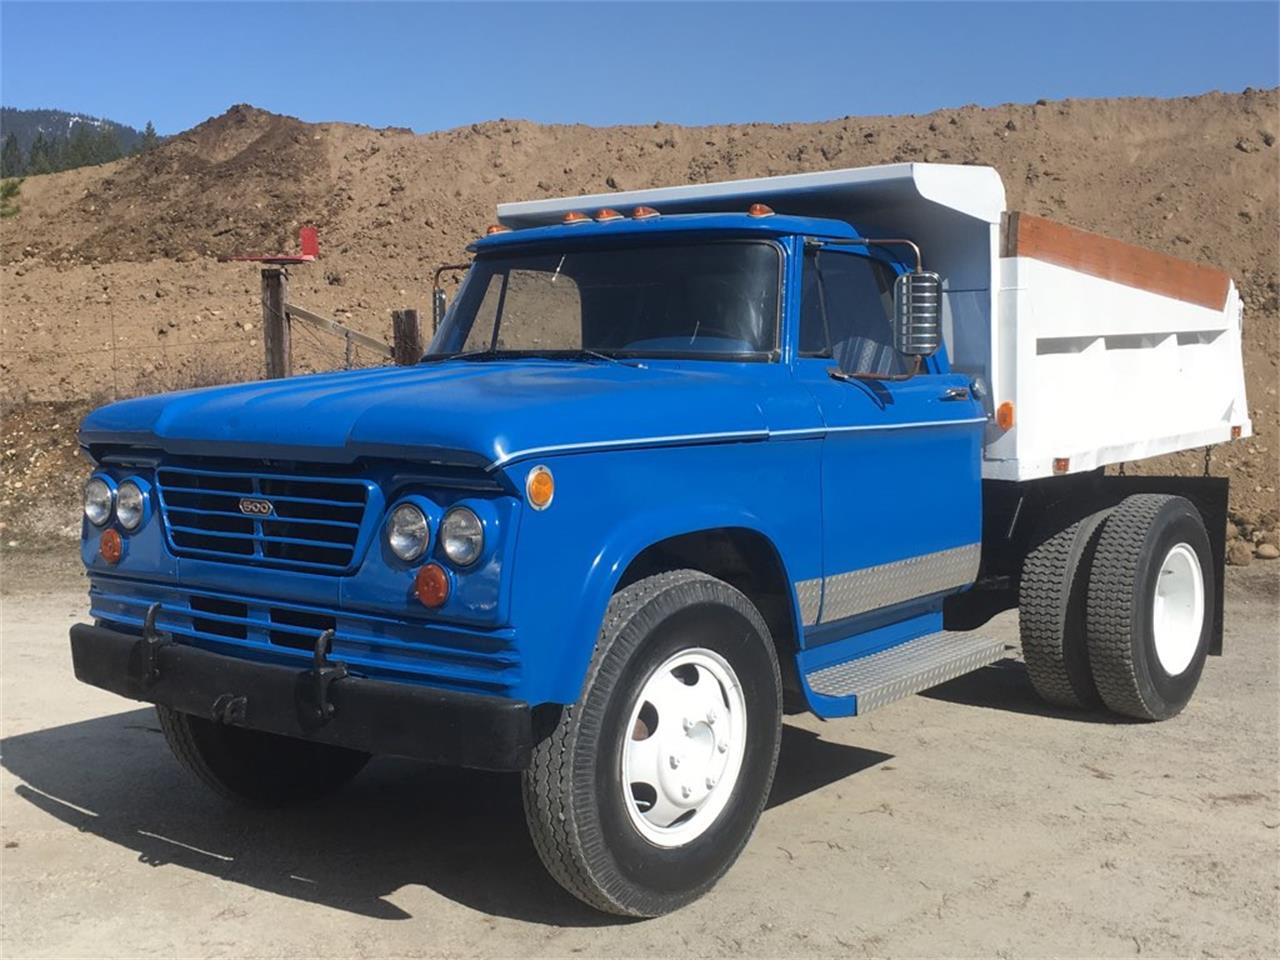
left=116, top=480, right=146, bottom=531
left=84, top=477, right=113, bottom=526
left=387, top=503, right=429, bottom=562
left=441, top=507, right=484, bottom=567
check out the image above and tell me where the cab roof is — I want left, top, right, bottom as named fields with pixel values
left=470, top=211, right=861, bottom=252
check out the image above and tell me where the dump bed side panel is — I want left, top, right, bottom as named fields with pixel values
left=986, top=214, right=1251, bottom=481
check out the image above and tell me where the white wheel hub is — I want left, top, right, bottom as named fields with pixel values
left=621, top=648, right=747, bottom=847
left=1151, top=542, right=1205, bottom=676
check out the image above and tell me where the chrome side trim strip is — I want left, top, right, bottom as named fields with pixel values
left=770, top=416, right=987, bottom=439
left=487, top=429, right=768, bottom=471
left=816, top=544, right=981, bottom=625
left=794, top=578, right=822, bottom=626
left=489, top=417, right=988, bottom=470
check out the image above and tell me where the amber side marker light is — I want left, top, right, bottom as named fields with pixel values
left=632, top=206, right=660, bottom=220
left=100, top=529, right=123, bottom=565
left=415, top=563, right=450, bottom=608
left=995, top=401, right=1016, bottom=431
left=1231, top=425, right=1243, bottom=440
left=594, top=208, right=623, bottom=222
left=747, top=203, right=774, bottom=218
left=562, top=211, right=591, bottom=225
left=526, top=465, right=555, bottom=510
left=1053, top=457, right=1071, bottom=474
left=485, top=224, right=511, bottom=235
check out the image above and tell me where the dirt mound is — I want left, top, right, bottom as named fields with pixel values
left=0, top=90, right=1277, bottom=536
left=2, top=105, right=337, bottom=264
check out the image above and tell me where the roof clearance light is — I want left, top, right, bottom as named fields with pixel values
left=747, top=203, right=775, bottom=218
left=485, top=224, right=511, bottom=235
left=632, top=206, right=660, bottom=220
left=594, top=208, right=623, bottom=222
left=995, top=401, right=1016, bottom=431
left=562, top=211, right=591, bottom=225
left=1053, top=457, right=1070, bottom=474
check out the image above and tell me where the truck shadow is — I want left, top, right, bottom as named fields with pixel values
left=921, top=657, right=1137, bottom=723
left=1, top=711, right=886, bottom=926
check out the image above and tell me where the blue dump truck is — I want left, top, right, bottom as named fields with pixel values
left=71, top=165, right=1251, bottom=916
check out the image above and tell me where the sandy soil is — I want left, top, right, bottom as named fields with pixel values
left=2, top=551, right=1276, bottom=958
left=1, top=90, right=1277, bottom=535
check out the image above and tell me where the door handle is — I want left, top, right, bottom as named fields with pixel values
left=940, top=387, right=970, bottom=401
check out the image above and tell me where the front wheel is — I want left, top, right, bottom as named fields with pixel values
left=522, top=570, right=782, bottom=917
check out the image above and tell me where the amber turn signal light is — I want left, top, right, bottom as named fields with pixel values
left=526, top=465, right=555, bottom=510
left=485, top=224, right=511, bottom=235
left=995, top=401, right=1016, bottom=431
left=100, top=529, right=123, bottom=565
left=414, top=563, right=450, bottom=608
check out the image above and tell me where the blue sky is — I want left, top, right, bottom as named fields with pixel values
left=2, top=2, right=1277, bottom=134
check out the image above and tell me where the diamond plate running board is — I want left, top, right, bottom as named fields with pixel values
left=805, top=631, right=1009, bottom=715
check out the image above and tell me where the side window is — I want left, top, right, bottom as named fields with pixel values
left=799, top=250, right=911, bottom=375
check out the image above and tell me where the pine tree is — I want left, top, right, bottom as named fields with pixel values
left=95, top=127, right=121, bottom=164
left=0, top=177, right=22, bottom=219
left=66, top=124, right=95, bottom=168
left=138, top=120, right=159, bottom=153
left=0, top=133, right=23, bottom=178
left=27, top=131, right=52, bottom=174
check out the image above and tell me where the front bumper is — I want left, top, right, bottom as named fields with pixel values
left=69, top=623, right=533, bottom=771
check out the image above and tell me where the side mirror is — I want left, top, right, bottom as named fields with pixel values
left=431, top=287, right=448, bottom=333
left=893, top=271, right=943, bottom=357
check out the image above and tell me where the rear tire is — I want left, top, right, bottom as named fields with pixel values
left=1084, top=495, right=1213, bottom=721
left=522, top=570, right=782, bottom=917
left=157, top=706, right=370, bottom=807
left=1019, top=510, right=1109, bottom=708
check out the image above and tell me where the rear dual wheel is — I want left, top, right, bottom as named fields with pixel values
left=522, top=570, right=782, bottom=917
left=1019, top=494, right=1214, bottom=721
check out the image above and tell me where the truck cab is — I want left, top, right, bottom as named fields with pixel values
left=70, top=164, right=1247, bottom=917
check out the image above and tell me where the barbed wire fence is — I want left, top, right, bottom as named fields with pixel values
left=8, top=286, right=421, bottom=406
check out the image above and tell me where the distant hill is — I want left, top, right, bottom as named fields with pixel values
left=0, top=108, right=145, bottom=154
left=0, top=107, right=157, bottom=177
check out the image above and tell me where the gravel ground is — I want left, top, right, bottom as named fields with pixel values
left=2, top=551, right=1277, bottom=958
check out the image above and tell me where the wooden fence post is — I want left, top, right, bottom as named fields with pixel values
left=262, top=267, right=291, bottom=378
left=392, top=308, right=423, bottom=365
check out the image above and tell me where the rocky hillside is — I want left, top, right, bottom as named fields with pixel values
left=0, top=91, right=1276, bottom=548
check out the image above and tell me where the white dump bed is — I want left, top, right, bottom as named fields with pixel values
left=498, top=164, right=1251, bottom=480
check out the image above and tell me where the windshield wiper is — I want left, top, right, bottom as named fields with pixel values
left=420, top=348, right=646, bottom=368
left=569, top=349, right=623, bottom=366
left=419, top=349, right=503, bottom=364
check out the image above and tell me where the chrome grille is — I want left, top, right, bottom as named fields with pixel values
left=155, top=465, right=373, bottom=573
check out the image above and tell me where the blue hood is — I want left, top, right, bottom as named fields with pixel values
left=79, top=360, right=771, bottom=470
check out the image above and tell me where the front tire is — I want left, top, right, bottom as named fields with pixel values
left=522, top=570, right=782, bottom=917
left=1085, top=495, right=1214, bottom=721
left=157, top=706, right=370, bottom=807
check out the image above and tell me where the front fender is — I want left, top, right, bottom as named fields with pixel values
left=504, top=439, right=822, bottom=705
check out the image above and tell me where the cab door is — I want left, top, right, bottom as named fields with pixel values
left=793, top=243, right=985, bottom=629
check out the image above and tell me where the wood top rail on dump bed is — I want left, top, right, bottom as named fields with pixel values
left=1001, top=212, right=1232, bottom=311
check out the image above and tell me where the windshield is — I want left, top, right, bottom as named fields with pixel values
left=429, top=240, right=780, bottom=360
